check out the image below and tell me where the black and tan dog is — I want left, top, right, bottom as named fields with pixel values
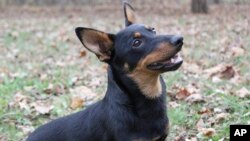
left=27, top=2, right=183, bottom=141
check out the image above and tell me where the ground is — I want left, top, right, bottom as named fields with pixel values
left=0, top=2, right=250, bottom=141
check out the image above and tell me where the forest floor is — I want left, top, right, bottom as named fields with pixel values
left=0, top=2, right=250, bottom=141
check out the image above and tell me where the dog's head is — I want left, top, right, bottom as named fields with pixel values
left=75, top=2, right=183, bottom=75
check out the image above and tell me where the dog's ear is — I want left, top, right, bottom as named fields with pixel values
left=75, top=27, right=115, bottom=62
left=123, top=2, right=136, bottom=27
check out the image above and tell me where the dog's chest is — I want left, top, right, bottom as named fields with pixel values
left=130, top=118, right=168, bottom=141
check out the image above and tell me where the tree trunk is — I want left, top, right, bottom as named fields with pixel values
left=214, top=0, right=220, bottom=4
left=191, top=0, right=208, bottom=13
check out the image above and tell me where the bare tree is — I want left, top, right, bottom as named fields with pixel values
left=191, top=0, right=208, bottom=13
left=214, top=0, right=220, bottom=4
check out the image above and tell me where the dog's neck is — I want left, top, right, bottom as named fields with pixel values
left=105, top=66, right=167, bottom=117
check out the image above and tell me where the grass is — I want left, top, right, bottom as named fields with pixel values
left=1, top=3, right=250, bottom=141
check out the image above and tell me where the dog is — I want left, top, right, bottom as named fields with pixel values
left=26, top=2, right=183, bottom=141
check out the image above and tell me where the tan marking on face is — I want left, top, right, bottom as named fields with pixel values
left=134, top=32, right=141, bottom=38
left=129, top=70, right=162, bottom=99
left=128, top=42, right=176, bottom=99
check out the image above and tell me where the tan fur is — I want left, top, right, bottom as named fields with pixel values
left=128, top=42, right=176, bottom=99
left=134, top=32, right=141, bottom=38
left=129, top=70, right=162, bottom=99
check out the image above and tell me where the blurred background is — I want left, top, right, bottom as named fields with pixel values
left=0, top=0, right=249, bottom=141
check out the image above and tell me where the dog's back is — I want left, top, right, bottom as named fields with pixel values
left=27, top=102, right=105, bottom=141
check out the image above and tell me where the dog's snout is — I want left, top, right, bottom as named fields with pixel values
left=170, top=35, right=183, bottom=47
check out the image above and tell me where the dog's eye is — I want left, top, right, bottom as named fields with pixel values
left=132, top=39, right=142, bottom=47
left=151, top=28, right=156, bottom=34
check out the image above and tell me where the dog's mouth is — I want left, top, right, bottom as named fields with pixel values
left=147, top=53, right=183, bottom=71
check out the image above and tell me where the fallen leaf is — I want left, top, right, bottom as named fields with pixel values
left=70, top=86, right=100, bottom=103
left=43, top=83, right=54, bottom=94
left=9, top=92, right=30, bottom=110
left=16, top=125, right=34, bottom=134
left=169, top=101, right=180, bottom=108
left=220, top=66, right=235, bottom=79
left=231, top=46, right=245, bottom=57
left=235, top=87, right=250, bottom=98
left=185, top=94, right=205, bottom=104
left=43, top=84, right=65, bottom=95
left=215, top=113, right=229, bottom=123
left=211, top=76, right=222, bottom=83
left=185, top=137, right=198, bottom=141
left=10, top=31, right=19, bottom=39
left=201, top=128, right=216, bottom=137
left=182, top=62, right=202, bottom=74
left=204, top=64, right=236, bottom=79
left=31, top=101, right=53, bottom=114
left=174, top=131, right=186, bottom=141
left=196, top=118, right=205, bottom=132
left=204, top=64, right=225, bottom=77
left=198, top=107, right=212, bottom=115
left=213, top=107, right=223, bottom=113
left=176, top=88, right=191, bottom=100
left=70, top=96, right=84, bottom=109
left=79, top=50, right=87, bottom=58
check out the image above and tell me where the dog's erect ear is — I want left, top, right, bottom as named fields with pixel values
left=75, top=27, right=115, bottom=62
left=123, top=2, right=136, bottom=27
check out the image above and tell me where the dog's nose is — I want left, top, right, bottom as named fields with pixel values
left=170, top=35, right=183, bottom=47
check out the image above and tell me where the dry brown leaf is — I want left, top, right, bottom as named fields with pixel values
left=198, top=107, right=212, bottom=115
left=43, top=84, right=65, bottom=95
left=204, top=64, right=225, bottom=77
left=235, top=87, right=250, bottom=98
left=204, top=64, right=236, bottom=79
left=176, top=88, right=191, bottom=100
left=185, top=137, right=198, bottom=141
left=220, top=66, right=235, bottom=79
left=174, top=131, right=186, bottom=141
left=43, top=83, right=54, bottom=94
left=185, top=94, right=205, bottom=104
left=215, top=113, right=229, bottom=123
left=70, top=86, right=99, bottom=102
left=169, top=101, right=180, bottom=108
left=182, top=62, right=202, bottom=74
left=16, top=125, right=34, bottom=134
left=201, top=128, right=216, bottom=137
left=31, top=101, right=53, bottom=114
left=70, top=96, right=84, bottom=109
left=9, top=92, right=30, bottom=110
left=231, top=46, right=245, bottom=57
left=79, top=50, right=87, bottom=58
left=196, top=118, right=205, bottom=132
